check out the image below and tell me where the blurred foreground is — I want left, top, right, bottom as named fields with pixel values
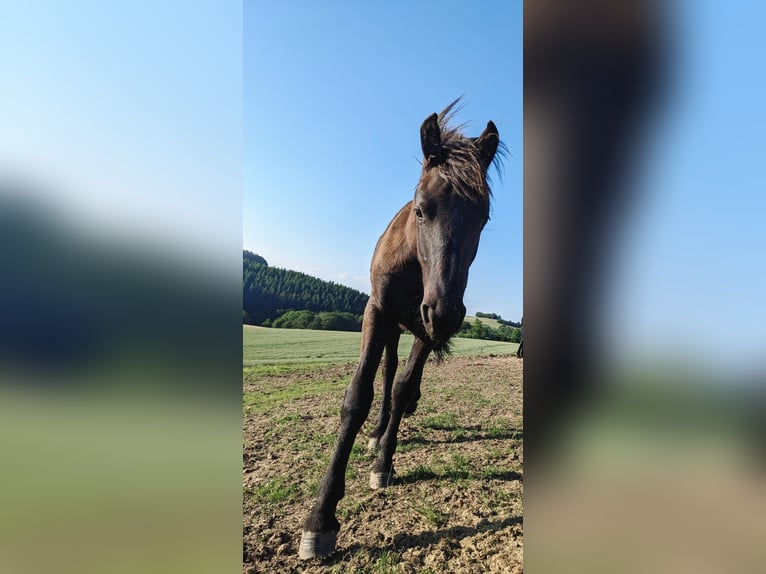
left=524, top=1, right=766, bottom=572
left=0, top=2, right=242, bottom=572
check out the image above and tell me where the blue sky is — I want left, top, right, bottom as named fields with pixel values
left=244, top=1, right=523, bottom=322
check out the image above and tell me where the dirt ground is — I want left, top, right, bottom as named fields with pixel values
left=243, top=355, right=523, bottom=573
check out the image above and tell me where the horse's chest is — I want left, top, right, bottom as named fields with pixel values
left=374, top=269, right=422, bottom=309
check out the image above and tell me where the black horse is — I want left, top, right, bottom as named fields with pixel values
left=299, top=99, right=504, bottom=559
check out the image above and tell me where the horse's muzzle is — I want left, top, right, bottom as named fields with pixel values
left=421, top=300, right=466, bottom=342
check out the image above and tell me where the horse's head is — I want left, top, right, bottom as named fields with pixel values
left=414, top=102, right=501, bottom=342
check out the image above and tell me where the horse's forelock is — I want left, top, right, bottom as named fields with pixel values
left=419, top=97, right=504, bottom=205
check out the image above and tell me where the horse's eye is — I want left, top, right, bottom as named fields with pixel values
left=414, top=206, right=424, bottom=221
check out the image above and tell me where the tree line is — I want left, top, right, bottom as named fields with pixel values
left=475, top=311, right=521, bottom=328
left=266, top=310, right=363, bottom=331
left=243, top=250, right=369, bottom=330
left=457, top=318, right=522, bottom=343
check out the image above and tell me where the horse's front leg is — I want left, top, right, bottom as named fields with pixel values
left=403, top=382, right=421, bottom=417
left=299, top=305, right=390, bottom=560
left=368, top=329, right=401, bottom=450
left=370, top=337, right=433, bottom=489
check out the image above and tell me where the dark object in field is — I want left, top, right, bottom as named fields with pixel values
left=299, top=99, right=504, bottom=559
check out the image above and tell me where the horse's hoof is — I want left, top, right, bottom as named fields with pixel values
left=298, top=530, right=338, bottom=560
left=367, top=437, right=379, bottom=450
left=369, top=468, right=395, bottom=489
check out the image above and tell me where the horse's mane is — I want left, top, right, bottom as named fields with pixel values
left=421, top=97, right=507, bottom=205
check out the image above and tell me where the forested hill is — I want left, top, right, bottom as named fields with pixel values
left=243, top=250, right=369, bottom=325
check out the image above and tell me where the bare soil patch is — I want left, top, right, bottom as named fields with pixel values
left=243, top=355, right=523, bottom=573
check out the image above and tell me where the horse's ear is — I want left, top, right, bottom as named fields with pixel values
left=420, top=113, right=443, bottom=165
left=476, top=120, right=499, bottom=169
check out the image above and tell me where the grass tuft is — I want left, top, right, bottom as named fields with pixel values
left=250, top=478, right=298, bottom=505
left=442, top=453, right=472, bottom=480
left=415, top=500, right=448, bottom=528
left=373, top=549, right=401, bottom=574
left=422, top=412, right=459, bottom=431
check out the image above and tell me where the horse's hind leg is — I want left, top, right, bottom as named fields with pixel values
left=368, top=330, right=401, bottom=450
left=299, top=305, right=389, bottom=560
left=370, top=337, right=432, bottom=489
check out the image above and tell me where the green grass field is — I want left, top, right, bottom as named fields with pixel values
left=243, top=325, right=519, bottom=367
left=243, top=330, right=523, bottom=571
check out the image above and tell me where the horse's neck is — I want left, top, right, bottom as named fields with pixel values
left=371, top=202, right=418, bottom=275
